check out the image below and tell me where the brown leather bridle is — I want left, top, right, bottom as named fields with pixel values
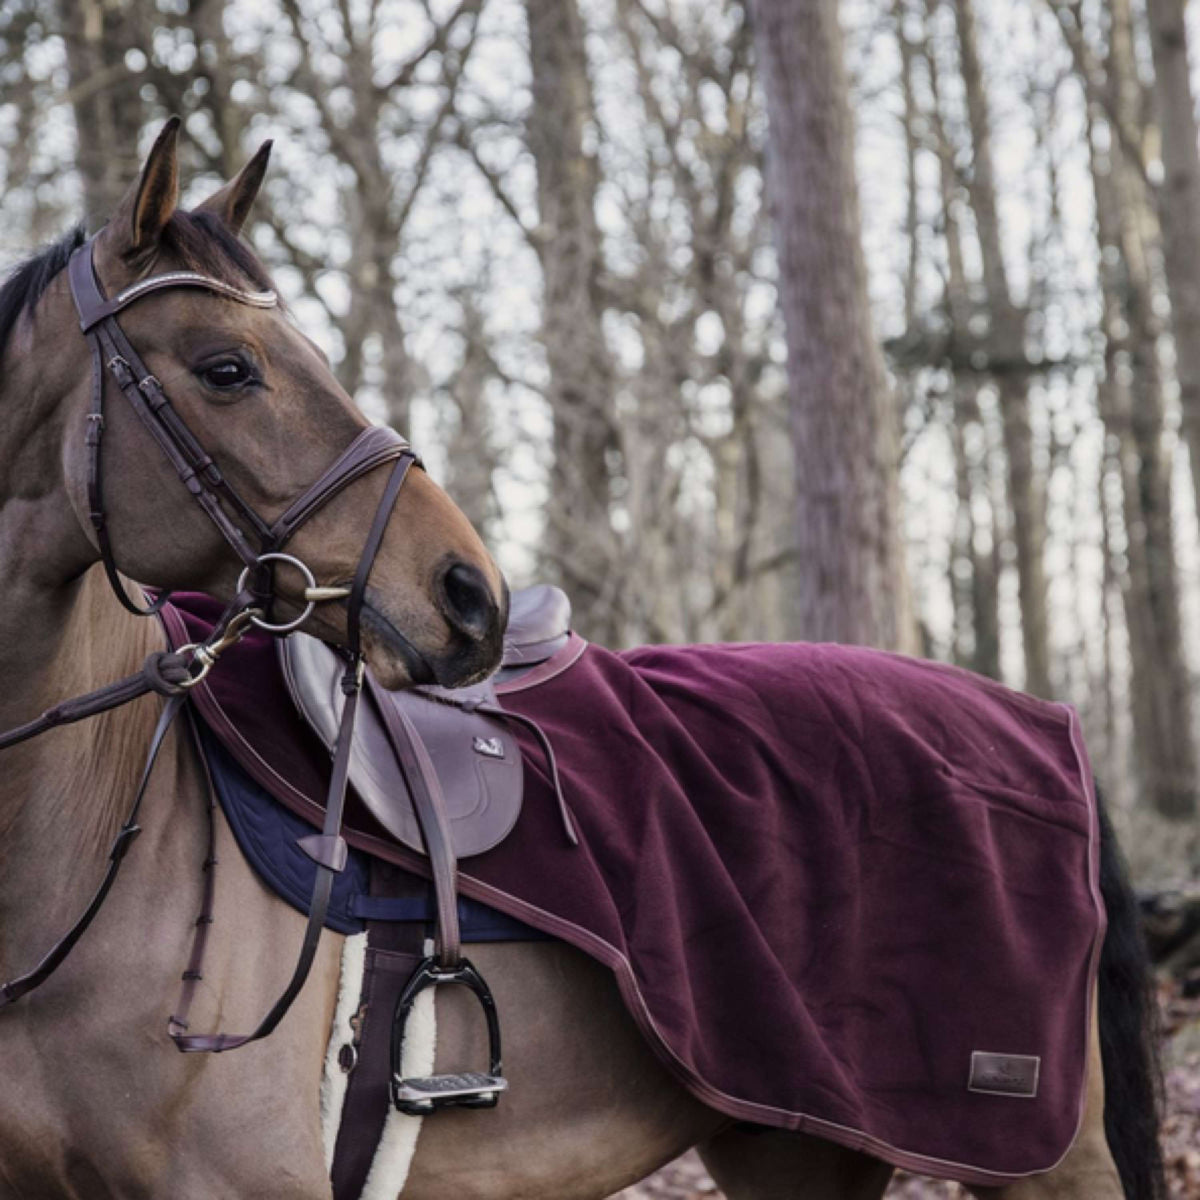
left=67, top=237, right=414, bottom=626
left=0, top=236, right=421, bottom=1051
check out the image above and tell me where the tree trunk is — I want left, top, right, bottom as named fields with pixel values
left=951, top=0, right=1052, bottom=696
left=444, top=294, right=500, bottom=538
left=1145, top=0, right=1200, bottom=526
left=524, top=0, right=622, bottom=645
left=60, top=0, right=147, bottom=228
left=923, top=12, right=1001, bottom=679
left=1085, top=18, right=1198, bottom=818
left=1108, top=0, right=1198, bottom=818
left=745, top=0, right=912, bottom=650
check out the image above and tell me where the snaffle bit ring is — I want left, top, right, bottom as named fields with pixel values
left=237, top=551, right=319, bottom=634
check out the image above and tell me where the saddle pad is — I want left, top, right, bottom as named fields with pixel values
left=280, top=634, right=523, bottom=858
left=161, top=595, right=1102, bottom=1186
left=196, top=721, right=544, bottom=941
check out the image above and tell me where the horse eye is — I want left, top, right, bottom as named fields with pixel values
left=199, top=359, right=255, bottom=390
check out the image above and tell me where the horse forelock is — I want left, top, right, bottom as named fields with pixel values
left=158, top=209, right=278, bottom=298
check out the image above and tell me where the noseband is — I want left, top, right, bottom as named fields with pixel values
left=0, top=237, right=425, bottom=1051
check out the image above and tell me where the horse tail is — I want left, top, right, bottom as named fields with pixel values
left=1096, top=793, right=1166, bottom=1199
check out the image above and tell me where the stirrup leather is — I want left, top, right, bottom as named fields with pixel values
left=390, top=956, right=507, bottom=1114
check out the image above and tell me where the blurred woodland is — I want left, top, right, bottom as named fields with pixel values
left=7, top=0, right=1200, bottom=870
left=6, top=0, right=1200, bottom=1194
left=17, top=0, right=1200, bottom=871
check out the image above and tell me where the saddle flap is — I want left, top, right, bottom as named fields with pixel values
left=280, top=635, right=522, bottom=858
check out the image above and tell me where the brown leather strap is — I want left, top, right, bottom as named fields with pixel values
left=168, top=713, right=220, bottom=1039
left=347, top=455, right=414, bottom=655
left=75, top=271, right=275, bottom=331
left=69, top=244, right=272, bottom=575
left=83, top=327, right=171, bottom=617
left=170, top=667, right=362, bottom=1052
left=478, top=704, right=578, bottom=846
left=0, top=650, right=192, bottom=752
left=269, top=426, right=416, bottom=550
left=0, top=691, right=186, bottom=1008
left=67, top=238, right=421, bottom=633
left=367, top=674, right=462, bottom=966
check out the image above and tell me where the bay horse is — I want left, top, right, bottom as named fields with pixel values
left=0, top=124, right=1163, bottom=1199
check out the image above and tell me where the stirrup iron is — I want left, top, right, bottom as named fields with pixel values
left=390, top=956, right=507, bottom=1114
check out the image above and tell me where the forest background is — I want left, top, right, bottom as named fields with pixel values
left=3, top=0, right=1200, bottom=1194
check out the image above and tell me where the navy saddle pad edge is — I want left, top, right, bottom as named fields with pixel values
left=196, top=721, right=546, bottom=942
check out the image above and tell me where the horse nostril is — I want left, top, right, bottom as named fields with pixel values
left=440, top=562, right=497, bottom=640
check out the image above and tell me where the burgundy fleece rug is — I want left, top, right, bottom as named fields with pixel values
left=162, top=594, right=1103, bottom=1187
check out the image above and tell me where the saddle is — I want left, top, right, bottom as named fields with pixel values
left=280, top=584, right=572, bottom=859
left=276, top=584, right=575, bottom=1123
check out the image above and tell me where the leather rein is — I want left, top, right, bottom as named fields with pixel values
left=0, top=236, right=418, bottom=1051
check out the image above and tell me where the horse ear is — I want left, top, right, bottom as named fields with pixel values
left=194, top=140, right=273, bottom=235
left=103, top=117, right=182, bottom=263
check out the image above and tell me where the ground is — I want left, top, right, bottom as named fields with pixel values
left=613, top=980, right=1200, bottom=1200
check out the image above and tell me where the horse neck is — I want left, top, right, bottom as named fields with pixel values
left=0, top=564, right=165, bottom=914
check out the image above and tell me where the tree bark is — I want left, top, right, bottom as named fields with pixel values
left=951, top=0, right=1052, bottom=696
left=443, top=292, right=500, bottom=538
left=525, top=0, right=622, bottom=645
left=745, top=0, right=913, bottom=650
left=1145, top=0, right=1200, bottom=525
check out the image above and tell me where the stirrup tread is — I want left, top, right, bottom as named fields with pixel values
left=392, top=1070, right=507, bottom=1114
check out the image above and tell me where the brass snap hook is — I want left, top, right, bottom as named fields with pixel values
left=176, top=607, right=263, bottom=689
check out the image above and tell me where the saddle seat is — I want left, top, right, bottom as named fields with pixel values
left=281, top=585, right=573, bottom=860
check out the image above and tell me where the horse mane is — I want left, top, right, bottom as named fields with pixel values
left=0, top=224, right=86, bottom=357
left=0, top=210, right=277, bottom=357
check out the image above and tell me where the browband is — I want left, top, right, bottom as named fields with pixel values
left=71, top=250, right=277, bottom=333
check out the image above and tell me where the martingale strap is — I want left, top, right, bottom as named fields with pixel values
left=0, top=597, right=256, bottom=1010
left=0, top=694, right=187, bottom=1009
left=169, top=454, right=415, bottom=1052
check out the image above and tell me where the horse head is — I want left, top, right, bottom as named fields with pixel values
left=11, top=119, right=506, bottom=689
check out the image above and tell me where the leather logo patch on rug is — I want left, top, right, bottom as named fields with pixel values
left=968, top=1052, right=1040, bottom=1098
